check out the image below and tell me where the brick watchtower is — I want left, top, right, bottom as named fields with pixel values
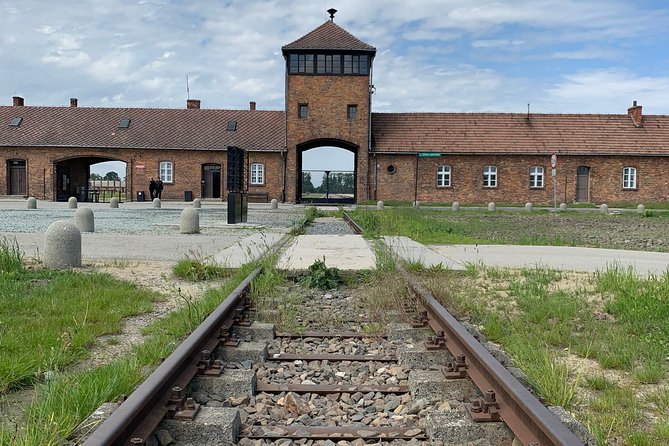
left=282, top=9, right=376, bottom=203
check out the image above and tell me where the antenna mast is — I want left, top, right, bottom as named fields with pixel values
left=186, top=74, right=190, bottom=100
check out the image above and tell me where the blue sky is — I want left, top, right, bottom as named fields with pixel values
left=2, top=0, right=669, bottom=177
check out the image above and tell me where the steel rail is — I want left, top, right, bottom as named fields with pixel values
left=405, top=274, right=584, bottom=446
left=83, top=236, right=290, bottom=446
left=342, top=211, right=363, bottom=234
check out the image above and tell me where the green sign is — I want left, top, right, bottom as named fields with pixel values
left=418, top=152, right=441, bottom=157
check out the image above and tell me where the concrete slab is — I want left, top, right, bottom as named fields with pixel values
left=430, top=244, right=669, bottom=276
left=277, top=234, right=376, bottom=270
left=383, top=236, right=452, bottom=268
left=213, top=232, right=285, bottom=267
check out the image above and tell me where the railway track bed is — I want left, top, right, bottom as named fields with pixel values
left=79, top=217, right=590, bottom=446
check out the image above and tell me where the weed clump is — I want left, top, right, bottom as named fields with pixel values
left=300, top=258, right=341, bottom=290
left=172, top=258, right=232, bottom=281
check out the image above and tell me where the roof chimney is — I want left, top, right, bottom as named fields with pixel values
left=627, top=100, right=643, bottom=127
left=187, top=99, right=201, bottom=109
left=250, top=101, right=256, bottom=111
left=70, top=98, right=78, bottom=108
left=12, top=96, right=24, bottom=107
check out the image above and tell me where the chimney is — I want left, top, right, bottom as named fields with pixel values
left=628, top=100, right=643, bottom=127
left=187, top=99, right=201, bottom=109
left=12, top=96, right=24, bottom=107
left=250, top=101, right=256, bottom=111
left=70, top=98, right=78, bottom=108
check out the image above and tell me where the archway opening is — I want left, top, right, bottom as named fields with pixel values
left=298, top=140, right=357, bottom=204
left=55, top=157, right=127, bottom=202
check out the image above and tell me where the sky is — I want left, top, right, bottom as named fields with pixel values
left=3, top=0, right=669, bottom=177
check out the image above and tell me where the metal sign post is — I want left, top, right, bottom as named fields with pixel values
left=551, top=153, right=557, bottom=210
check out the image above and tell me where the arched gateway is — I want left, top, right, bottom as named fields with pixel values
left=282, top=11, right=376, bottom=204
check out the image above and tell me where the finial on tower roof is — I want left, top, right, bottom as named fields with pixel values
left=327, top=8, right=337, bottom=21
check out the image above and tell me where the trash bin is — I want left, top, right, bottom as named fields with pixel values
left=137, top=191, right=145, bottom=202
left=184, top=190, right=193, bottom=202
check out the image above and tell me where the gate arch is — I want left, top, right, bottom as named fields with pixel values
left=296, top=138, right=358, bottom=204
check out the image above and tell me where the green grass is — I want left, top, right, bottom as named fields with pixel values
left=0, top=248, right=264, bottom=445
left=0, top=269, right=160, bottom=393
left=419, top=264, right=669, bottom=445
left=172, top=257, right=234, bottom=281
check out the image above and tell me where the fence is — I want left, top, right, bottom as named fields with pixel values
left=301, top=170, right=354, bottom=204
left=84, top=180, right=126, bottom=203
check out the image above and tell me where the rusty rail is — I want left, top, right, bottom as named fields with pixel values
left=83, top=236, right=289, bottom=446
left=404, top=274, right=584, bottom=446
left=342, top=211, right=363, bottom=234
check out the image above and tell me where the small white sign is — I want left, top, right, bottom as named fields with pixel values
left=552, top=168, right=557, bottom=177
left=550, top=153, right=557, bottom=168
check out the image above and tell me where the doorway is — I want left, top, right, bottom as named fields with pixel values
left=7, top=160, right=26, bottom=195
left=297, top=142, right=357, bottom=204
left=202, top=164, right=222, bottom=199
left=576, top=166, right=590, bottom=202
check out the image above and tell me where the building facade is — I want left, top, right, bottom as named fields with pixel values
left=1, top=17, right=668, bottom=205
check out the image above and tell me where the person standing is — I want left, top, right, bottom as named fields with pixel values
left=149, top=178, right=156, bottom=199
left=157, top=179, right=164, bottom=199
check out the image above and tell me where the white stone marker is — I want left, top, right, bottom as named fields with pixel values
left=452, top=201, right=460, bottom=211
left=109, top=197, right=119, bottom=208
left=74, top=207, right=95, bottom=232
left=44, top=220, right=81, bottom=269
left=488, top=202, right=496, bottom=212
left=600, top=204, right=608, bottom=214
left=26, top=197, right=37, bottom=209
left=153, top=198, right=161, bottom=208
left=525, top=202, right=533, bottom=211
left=412, top=201, right=420, bottom=208
left=637, top=204, right=645, bottom=213
left=180, top=208, right=200, bottom=234
left=376, top=200, right=384, bottom=210
left=68, top=197, right=78, bottom=209
left=270, top=198, right=279, bottom=210
left=559, top=203, right=568, bottom=211
left=193, top=198, right=202, bottom=209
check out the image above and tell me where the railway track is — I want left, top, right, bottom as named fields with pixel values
left=80, top=215, right=587, bottom=446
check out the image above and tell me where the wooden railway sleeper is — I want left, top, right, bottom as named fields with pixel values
left=466, top=389, right=501, bottom=423
left=443, top=353, right=468, bottom=379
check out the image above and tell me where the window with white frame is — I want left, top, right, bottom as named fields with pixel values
left=622, top=167, right=637, bottom=189
left=159, top=161, right=173, bottom=183
left=529, top=166, right=544, bottom=188
left=250, top=163, right=264, bottom=185
left=483, top=165, right=497, bottom=187
left=437, top=165, right=451, bottom=187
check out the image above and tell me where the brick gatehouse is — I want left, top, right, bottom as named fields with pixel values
left=1, top=14, right=669, bottom=205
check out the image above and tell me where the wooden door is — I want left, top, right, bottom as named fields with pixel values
left=576, top=166, right=589, bottom=202
left=8, top=160, right=26, bottom=195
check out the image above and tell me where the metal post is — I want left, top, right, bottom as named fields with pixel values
left=325, top=170, right=330, bottom=203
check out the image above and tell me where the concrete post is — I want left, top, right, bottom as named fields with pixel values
left=270, top=198, right=278, bottom=210
left=193, top=198, right=202, bottom=209
left=488, top=202, right=496, bottom=212
left=412, top=201, right=420, bottom=209
left=109, top=197, right=119, bottom=208
left=26, top=197, right=37, bottom=209
left=600, top=204, right=608, bottom=214
left=74, top=207, right=95, bottom=232
left=376, top=200, right=384, bottom=210
left=637, top=204, right=645, bottom=213
left=68, top=197, right=78, bottom=209
left=44, top=220, right=81, bottom=268
left=180, top=208, right=200, bottom=234
left=525, top=202, right=532, bottom=211
left=559, top=203, right=568, bottom=211
left=452, top=201, right=460, bottom=211
left=153, top=198, right=161, bottom=208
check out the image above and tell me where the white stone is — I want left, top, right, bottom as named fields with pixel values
left=44, top=220, right=81, bottom=269
left=637, top=204, right=645, bottom=213
left=600, top=204, right=608, bottom=214
left=412, top=201, right=420, bottom=208
left=525, top=202, right=532, bottom=211
left=488, top=202, right=496, bottom=212
left=109, top=197, right=119, bottom=208
left=180, top=208, right=200, bottom=234
left=270, top=198, right=278, bottom=210
left=26, top=197, right=37, bottom=209
left=74, top=207, right=95, bottom=232
left=559, top=203, right=568, bottom=211
left=193, top=198, right=202, bottom=209
left=451, top=201, right=460, bottom=211
left=68, top=196, right=78, bottom=209
left=376, top=200, right=384, bottom=210
left=153, top=198, right=161, bottom=208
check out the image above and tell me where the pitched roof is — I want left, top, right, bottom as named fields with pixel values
left=0, top=106, right=286, bottom=151
left=371, top=112, right=669, bottom=156
left=282, top=20, right=375, bottom=52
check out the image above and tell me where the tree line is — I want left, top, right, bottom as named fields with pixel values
left=302, top=171, right=354, bottom=194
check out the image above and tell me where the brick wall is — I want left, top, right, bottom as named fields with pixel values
left=285, top=74, right=371, bottom=202
left=370, top=153, right=669, bottom=204
left=0, top=147, right=284, bottom=202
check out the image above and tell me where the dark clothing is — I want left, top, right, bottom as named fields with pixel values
left=157, top=180, right=164, bottom=199
left=149, top=179, right=157, bottom=199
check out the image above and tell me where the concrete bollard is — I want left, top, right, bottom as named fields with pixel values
left=412, top=201, right=420, bottom=209
left=68, top=197, right=78, bottom=209
left=109, top=197, right=119, bottom=208
left=193, top=198, right=202, bottom=209
left=559, top=203, right=568, bottom=211
left=525, top=202, right=532, bottom=211
left=637, top=204, right=645, bottom=213
left=600, top=204, right=608, bottom=214
left=26, top=197, right=37, bottom=209
left=74, top=207, right=95, bottom=232
left=376, top=200, right=384, bottom=210
left=270, top=198, right=278, bottom=210
left=452, top=201, right=460, bottom=211
left=180, top=208, right=200, bottom=234
left=153, top=198, right=161, bottom=209
left=488, top=202, right=496, bottom=212
left=44, top=220, right=81, bottom=269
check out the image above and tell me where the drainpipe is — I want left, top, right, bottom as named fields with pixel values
left=281, top=150, right=286, bottom=203
left=373, top=153, right=377, bottom=201
left=414, top=153, right=419, bottom=204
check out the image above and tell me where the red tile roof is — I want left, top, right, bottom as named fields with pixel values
left=0, top=106, right=286, bottom=151
left=282, top=20, right=375, bottom=52
left=371, top=112, right=669, bottom=156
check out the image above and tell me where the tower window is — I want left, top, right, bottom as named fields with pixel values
left=347, top=105, right=357, bottom=120
left=298, top=104, right=308, bottom=119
